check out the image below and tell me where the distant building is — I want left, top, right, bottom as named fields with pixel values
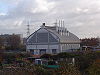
left=26, top=23, right=80, bottom=55
left=0, top=34, right=10, bottom=46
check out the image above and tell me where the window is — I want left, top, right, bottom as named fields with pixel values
left=40, top=49, right=46, bottom=55
left=49, top=33, right=58, bottom=42
left=37, top=33, right=48, bottom=43
left=28, top=33, right=36, bottom=43
left=52, top=49, right=57, bottom=54
left=30, top=50, right=34, bottom=54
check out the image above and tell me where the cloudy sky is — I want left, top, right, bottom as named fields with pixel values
left=0, top=0, right=100, bottom=38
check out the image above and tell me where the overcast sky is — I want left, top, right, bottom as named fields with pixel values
left=0, top=0, right=100, bottom=38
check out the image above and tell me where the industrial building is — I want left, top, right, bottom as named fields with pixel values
left=26, top=22, right=80, bottom=55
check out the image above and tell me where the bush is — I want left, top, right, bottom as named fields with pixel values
left=55, top=62, right=81, bottom=75
left=87, top=59, right=100, bottom=75
left=40, top=54, right=52, bottom=59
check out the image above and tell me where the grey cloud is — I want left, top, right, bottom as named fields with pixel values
left=0, top=0, right=100, bottom=38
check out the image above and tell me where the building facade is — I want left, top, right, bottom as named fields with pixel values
left=26, top=23, right=80, bottom=55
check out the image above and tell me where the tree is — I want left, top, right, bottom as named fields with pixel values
left=57, top=52, right=75, bottom=58
left=87, top=59, right=100, bottom=75
left=7, top=34, right=21, bottom=50
left=55, top=62, right=81, bottom=75
left=75, top=51, right=100, bottom=75
left=81, top=38, right=99, bottom=47
left=0, top=37, right=5, bottom=50
left=40, top=54, right=52, bottom=60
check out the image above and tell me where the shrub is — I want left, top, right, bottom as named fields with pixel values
left=55, top=62, right=81, bottom=75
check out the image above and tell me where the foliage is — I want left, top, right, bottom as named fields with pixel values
left=3, top=53, right=16, bottom=64
left=35, top=65, right=53, bottom=75
left=0, top=62, right=81, bottom=75
left=56, top=52, right=77, bottom=58
left=40, top=54, right=52, bottom=59
left=48, top=61, right=56, bottom=65
left=2, top=53, right=30, bottom=64
left=55, top=62, right=81, bottom=75
left=75, top=51, right=100, bottom=74
left=0, top=51, right=100, bottom=75
left=81, top=38, right=99, bottom=47
left=7, top=34, right=21, bottom=50
left=87, top=59, right=100, bottom=75
left=0, top=65, right=54, bottom=75
left=0, top=37, right=5, bottom=50
left=0, top=52, right=4, bottom=63
left=15, top=53, right=30, bottom=58
left=40, top=52, right=78, bottom=60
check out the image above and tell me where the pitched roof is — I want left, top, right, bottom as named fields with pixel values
left=45, top=27, right=80, bottom=43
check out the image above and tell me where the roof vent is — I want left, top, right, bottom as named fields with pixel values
left=43, top=23, right=45, bottom=26
left=41, top=23, right=46, bottom=28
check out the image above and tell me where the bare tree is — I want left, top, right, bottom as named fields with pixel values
left=0, top=37, right=5, bottom=50
left=81, top=38, right=99, bottom=47
left=7, top=34, right=21, bottom=50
